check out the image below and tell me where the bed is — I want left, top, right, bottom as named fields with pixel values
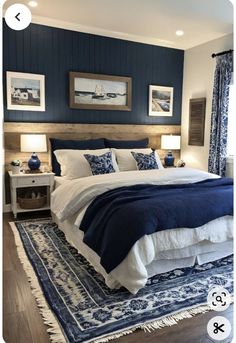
left=51, top=165, right=233, bottom=294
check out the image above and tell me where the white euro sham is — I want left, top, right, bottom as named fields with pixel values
left=112, top=148, right=164, bottom=171
left=54, top=148, right=119, bottom=179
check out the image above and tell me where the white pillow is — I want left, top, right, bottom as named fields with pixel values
left=54, top=149, right=119, bottom=179
left=112, top=148, right=164, bottom=171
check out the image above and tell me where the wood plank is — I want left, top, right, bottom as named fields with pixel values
left=3, top=311, right=34, bottom=343
left=4, top=122, right=181, bottom=134
left=3, top=213, right=51, bottom=343
left=4, top=123, right=181, bottom=163
left=188, top=98, right=206, bottom=146
left=3, top=270, right=26, bottom=314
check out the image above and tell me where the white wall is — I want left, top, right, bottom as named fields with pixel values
left=181, top=34, right=233, bottom=171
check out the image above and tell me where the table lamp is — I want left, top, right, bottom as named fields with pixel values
left=161, top=135, right=180, bottom=166
left=20, top=134, right=47, bottom=171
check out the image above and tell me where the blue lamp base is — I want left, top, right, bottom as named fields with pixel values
left=164, top=151, right=175, bottom=167
left=28, top=153, right=41, bottom=170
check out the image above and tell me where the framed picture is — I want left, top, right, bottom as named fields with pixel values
left=69, top=72, right=132, bottom=111
left=148, top=85, right=173, bottom=116
left=6, top=71, right=45, bottom=111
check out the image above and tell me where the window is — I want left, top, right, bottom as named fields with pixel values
left=227, top=84, right=235, bottom=156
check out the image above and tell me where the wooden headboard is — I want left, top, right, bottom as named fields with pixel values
left=4, top=122, right=181, bottom=165
left=4, top=122, right=181, bottom=203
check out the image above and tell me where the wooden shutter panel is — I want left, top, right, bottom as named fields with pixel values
left=188, top=98, right=206, bottom=146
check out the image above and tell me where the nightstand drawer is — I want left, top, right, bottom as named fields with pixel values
left=17, top=176, right=51, bottom=187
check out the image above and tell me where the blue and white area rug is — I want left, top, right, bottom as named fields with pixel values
left=10, top=218, right=233, bottom=343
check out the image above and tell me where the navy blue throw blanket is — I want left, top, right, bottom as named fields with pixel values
left=80, top=178, right=233, bottom=273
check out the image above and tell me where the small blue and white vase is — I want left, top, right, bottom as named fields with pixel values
left=164, top=151, right=175, bottom=167
left=28, top=153, right=41, bottom=170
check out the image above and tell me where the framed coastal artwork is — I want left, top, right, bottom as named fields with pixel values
left=69, top=72, right=132, bottom=111
left=148, top=85, right=173, bottom=116
left=6, top=71, right=45, bottom=111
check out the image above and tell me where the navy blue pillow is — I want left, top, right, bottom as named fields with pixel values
left=84, top=152, right=115, bottom=175
left=131, top=151, right=159, bottom=170
left=50, top=138, right=106, bottom=176
left=104, top=138, right=149, bottom=149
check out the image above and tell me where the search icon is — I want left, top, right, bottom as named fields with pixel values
left=215, top=295, right=223, bottom=303
left=207, top=287, right=231, bottom=311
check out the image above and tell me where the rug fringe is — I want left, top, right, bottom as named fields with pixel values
left=9, top=221, right=233, bottom=343
left=9, top=222, right=67, bottom=343
left=91, top=304, right=212, bottom=343
left=141, top=305, right=211, bottom=331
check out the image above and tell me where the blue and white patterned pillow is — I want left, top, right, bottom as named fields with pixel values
left=131, top=151, right=159, bottom=170
left=84, top=151, right=116, bottom=175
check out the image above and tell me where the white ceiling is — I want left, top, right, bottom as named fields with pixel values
left=3, top=0, right=233, bottom=50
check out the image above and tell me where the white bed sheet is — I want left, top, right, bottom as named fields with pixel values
left=51, top=168, right=220, bottom=221
left=51, top=168, right=233, bottom=294
left=54, top=176, right=70, bottom=189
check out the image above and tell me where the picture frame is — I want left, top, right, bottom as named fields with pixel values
left=69, top=72, right=132, bottom=111
left=6, top=71, right=45, bottom=111
left=148, top=85, right=173, bottom=116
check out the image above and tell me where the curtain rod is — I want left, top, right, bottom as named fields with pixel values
left=211, top=49, right=233, bottom=58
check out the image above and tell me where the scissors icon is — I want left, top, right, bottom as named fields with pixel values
left=213, top=322, right=225, bottom=334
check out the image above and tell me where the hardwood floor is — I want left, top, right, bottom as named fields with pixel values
left=3, top=212, right=234, bottom=343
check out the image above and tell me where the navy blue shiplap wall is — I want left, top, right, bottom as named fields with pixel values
left=3, top=21, right=184, bottom=124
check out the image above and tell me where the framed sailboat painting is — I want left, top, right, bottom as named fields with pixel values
left=69, top=72, right=132, bottom=111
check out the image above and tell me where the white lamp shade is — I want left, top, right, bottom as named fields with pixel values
left=161, top=135, right=181, bottom=150
left=20, top=134, right=47, bottom=152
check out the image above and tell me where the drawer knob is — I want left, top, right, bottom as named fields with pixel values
left=32, top=180, right=35, bottom=183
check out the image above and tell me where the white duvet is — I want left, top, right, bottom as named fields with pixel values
left=51, top=168, right=233, bottom=293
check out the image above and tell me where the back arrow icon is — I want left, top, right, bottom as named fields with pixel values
left=15, top=13, right=20, bottom=21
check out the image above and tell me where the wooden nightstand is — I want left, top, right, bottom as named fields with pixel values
left=8, top=171, right=54, bottom=218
